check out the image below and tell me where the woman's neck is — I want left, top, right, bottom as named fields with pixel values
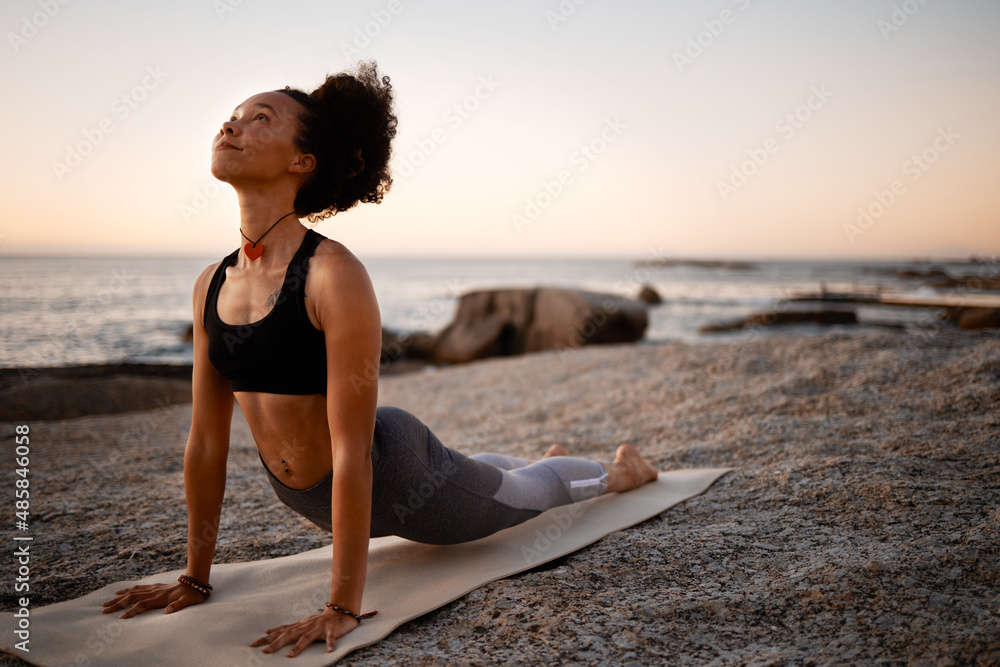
left=235, top=188, right=305, bottom=267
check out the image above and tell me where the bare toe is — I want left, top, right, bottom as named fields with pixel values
left=543, top=444, right=569, bottom=458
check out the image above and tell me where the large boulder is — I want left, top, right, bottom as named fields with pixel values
left=432, top=288, right=648, bottom=364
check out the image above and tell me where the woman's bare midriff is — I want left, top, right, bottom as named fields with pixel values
left=235, top=391, right=333, bottom=490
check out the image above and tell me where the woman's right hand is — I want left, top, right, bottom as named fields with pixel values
left=101, top=581, right=206, bottom=618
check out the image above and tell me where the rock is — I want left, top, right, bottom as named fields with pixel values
left=381, top=327, right=406, bottom=363
left=432, top=288, right=648, bottom=364
left=938, top=307, right=1000, bottom=330
left=405, top=332, right=438, bottom=360
left=956, top=308, right=1000, bottom=330
left=897, top=267, right=949, bottom=280
left=380, top=328, right=436, bottom=362
left=379, top=327, right=436, bottom=373
left=637, top=285, right=663, bottom=305
left=0, top=364, right=193, bottom=421
left=699, top=308, right=858, bottom=333
left=927, top=275, right=1000, bottom=290
left=748, top=309, right=857, bottom=328
left=431, top=291, right=531, bottom=363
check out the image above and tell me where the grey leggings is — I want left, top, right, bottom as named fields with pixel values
left=261, top=406, right=608, bottom=545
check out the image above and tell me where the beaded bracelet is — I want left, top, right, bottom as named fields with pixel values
left=324, top=603, right=378, bottom=622
left=177, top=575, right=212, bottom=599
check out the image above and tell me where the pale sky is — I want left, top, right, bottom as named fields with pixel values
left=1, top=0, right=998, bottom=259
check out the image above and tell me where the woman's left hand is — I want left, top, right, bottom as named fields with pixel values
left=250, top=609, right=359, bottom=658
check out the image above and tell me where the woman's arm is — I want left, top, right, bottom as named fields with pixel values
left=319, top=251, right=380, bottom=615
left=102, top=263, right=234, bottom=617
left=252, top=248, right=381, bottom=658
left=182, top=263, right=236, bottom=583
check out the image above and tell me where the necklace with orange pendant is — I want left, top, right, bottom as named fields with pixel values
left=240, top=211, right=297, bottom=260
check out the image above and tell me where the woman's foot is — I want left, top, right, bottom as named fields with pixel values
left=603, top=445, right=659, bottom=493
left=543, top=444, right=569, bottom=458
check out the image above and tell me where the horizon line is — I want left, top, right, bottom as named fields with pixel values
left=0, top=251, right=994, bottom=264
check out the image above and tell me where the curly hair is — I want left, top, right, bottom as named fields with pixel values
left=277, top=61, right=398, bottom=222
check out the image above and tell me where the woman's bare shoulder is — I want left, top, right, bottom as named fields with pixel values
left=189, top=259, right=228, bottom=323
left=309, top=238, right=372, bottom=286
left=192, top=259, right=225, bottom=298
left=307, top=238, right=379, bottom=323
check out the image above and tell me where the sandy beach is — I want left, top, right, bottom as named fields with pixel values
left=2, top=329, right=999, bottom=665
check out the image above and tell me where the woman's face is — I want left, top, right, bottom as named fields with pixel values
left=210, top=91, right=312, bottom=185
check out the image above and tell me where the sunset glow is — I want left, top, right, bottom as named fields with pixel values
left=2, top=0, right=998, bottom=259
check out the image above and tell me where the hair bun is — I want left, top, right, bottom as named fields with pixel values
left=279, top=61, right=397, bottom=221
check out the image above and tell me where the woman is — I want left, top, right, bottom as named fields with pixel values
left=100, top=62, right=658, bottom=658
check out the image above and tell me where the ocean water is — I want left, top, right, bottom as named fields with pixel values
left=0, top=254, right=985, bottom=368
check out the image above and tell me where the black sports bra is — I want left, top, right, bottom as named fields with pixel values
left=204, top=230, right=327, bottom=395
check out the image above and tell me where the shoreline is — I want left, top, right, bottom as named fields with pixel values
left=0, top=357, right=433, bottom=422
left=1, top=330, right=998, bottom=664
left=0, top=363, right=194, bottom=423
left=0, top=320, right=956, bottom=423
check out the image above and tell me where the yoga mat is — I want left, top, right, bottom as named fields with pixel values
left=1, top=467, right=730, bottom=666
